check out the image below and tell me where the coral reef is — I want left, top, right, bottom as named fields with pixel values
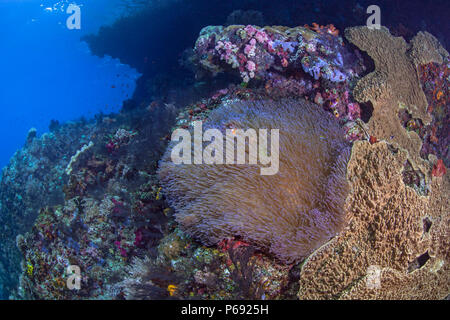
left=417, top=57, right=449, bottom=166
left=158, top=98, right=351, bottom=263
left=119, top=229, right=294, bottom=300
left=17, top=192, right=167, bottom=299
left=190, top=24, right=374, bottom=144
left=0, top=122, right=95, bottom=298
left=157, top=24, right=449, bottom=299
left=84, top=0, right=449, bottom=140
left=1, top=19, right=447, bottom=300
left=3, top=105, right=176, bottom=299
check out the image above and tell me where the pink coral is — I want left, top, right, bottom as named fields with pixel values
left=244, top=25, right=257, bottom=37
left=246, top=60, right=256, bottom=72
left=347, top=103, right=361, bottom=120
left=255, top=30, right=269, bottom=43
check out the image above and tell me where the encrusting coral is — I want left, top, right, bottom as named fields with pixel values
left=297, top=26, right=449, bottom=300
left=158, top=98, right=351, bottom=263
left=298, top=141, right=449, bottom=299
left=344, top=26, right=449, bottom=180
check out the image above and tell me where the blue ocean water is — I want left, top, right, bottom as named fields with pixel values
left=0, top=0, right=139, bottom=169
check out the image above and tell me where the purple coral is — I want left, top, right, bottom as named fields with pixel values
left=193, top=24, right=360, bottom=85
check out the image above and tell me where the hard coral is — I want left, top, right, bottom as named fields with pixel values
left=408, top=31, right=448, bottom=66
left=344, top=26, right=448, bottom=180
left=297, top=27, right=449, bottom=300
left=298, top=141, right=449, bottom=299
left=158, top=99, right=351, bottom=263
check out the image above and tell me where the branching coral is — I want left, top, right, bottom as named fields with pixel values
left=65, top=141, right=94, bottom=175
left=158, top=99, right=351, bottom=263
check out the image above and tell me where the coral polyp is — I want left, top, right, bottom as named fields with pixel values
left=158, top=99, right=351, bottom=263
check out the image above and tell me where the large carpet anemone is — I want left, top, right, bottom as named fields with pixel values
left=158, top=99, right=351, bottom=263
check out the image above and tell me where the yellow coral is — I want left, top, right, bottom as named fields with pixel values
left=167, top=284, right=177, bottom=296
left=155, top=187, right=162, bottom=200
left=27, top=262, right=34, bottom=277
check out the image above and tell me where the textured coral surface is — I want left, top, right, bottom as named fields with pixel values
left=298, top=141, right=449, bottom=299
left=345, top=26, right=449, bottom=178
left=296, top=26, right=449, bottom=300
left=159, top=99, right=351, bottom=263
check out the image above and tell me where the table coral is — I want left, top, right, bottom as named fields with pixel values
left=344, top=26, right=449, bottom=182
left=408, top=31, right=448, bottom=66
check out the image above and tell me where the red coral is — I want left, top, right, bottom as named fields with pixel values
left=305, top=23, right=339, bottom=36
left=432, top=159, right=447, bottom=177
left=217, top=238, right=249, bottom=252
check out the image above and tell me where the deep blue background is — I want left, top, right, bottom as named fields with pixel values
left=0, top=0, right=140, bottom=169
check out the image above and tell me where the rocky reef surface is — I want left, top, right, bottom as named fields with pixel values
left=0, top=24, right=448, bottom=300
